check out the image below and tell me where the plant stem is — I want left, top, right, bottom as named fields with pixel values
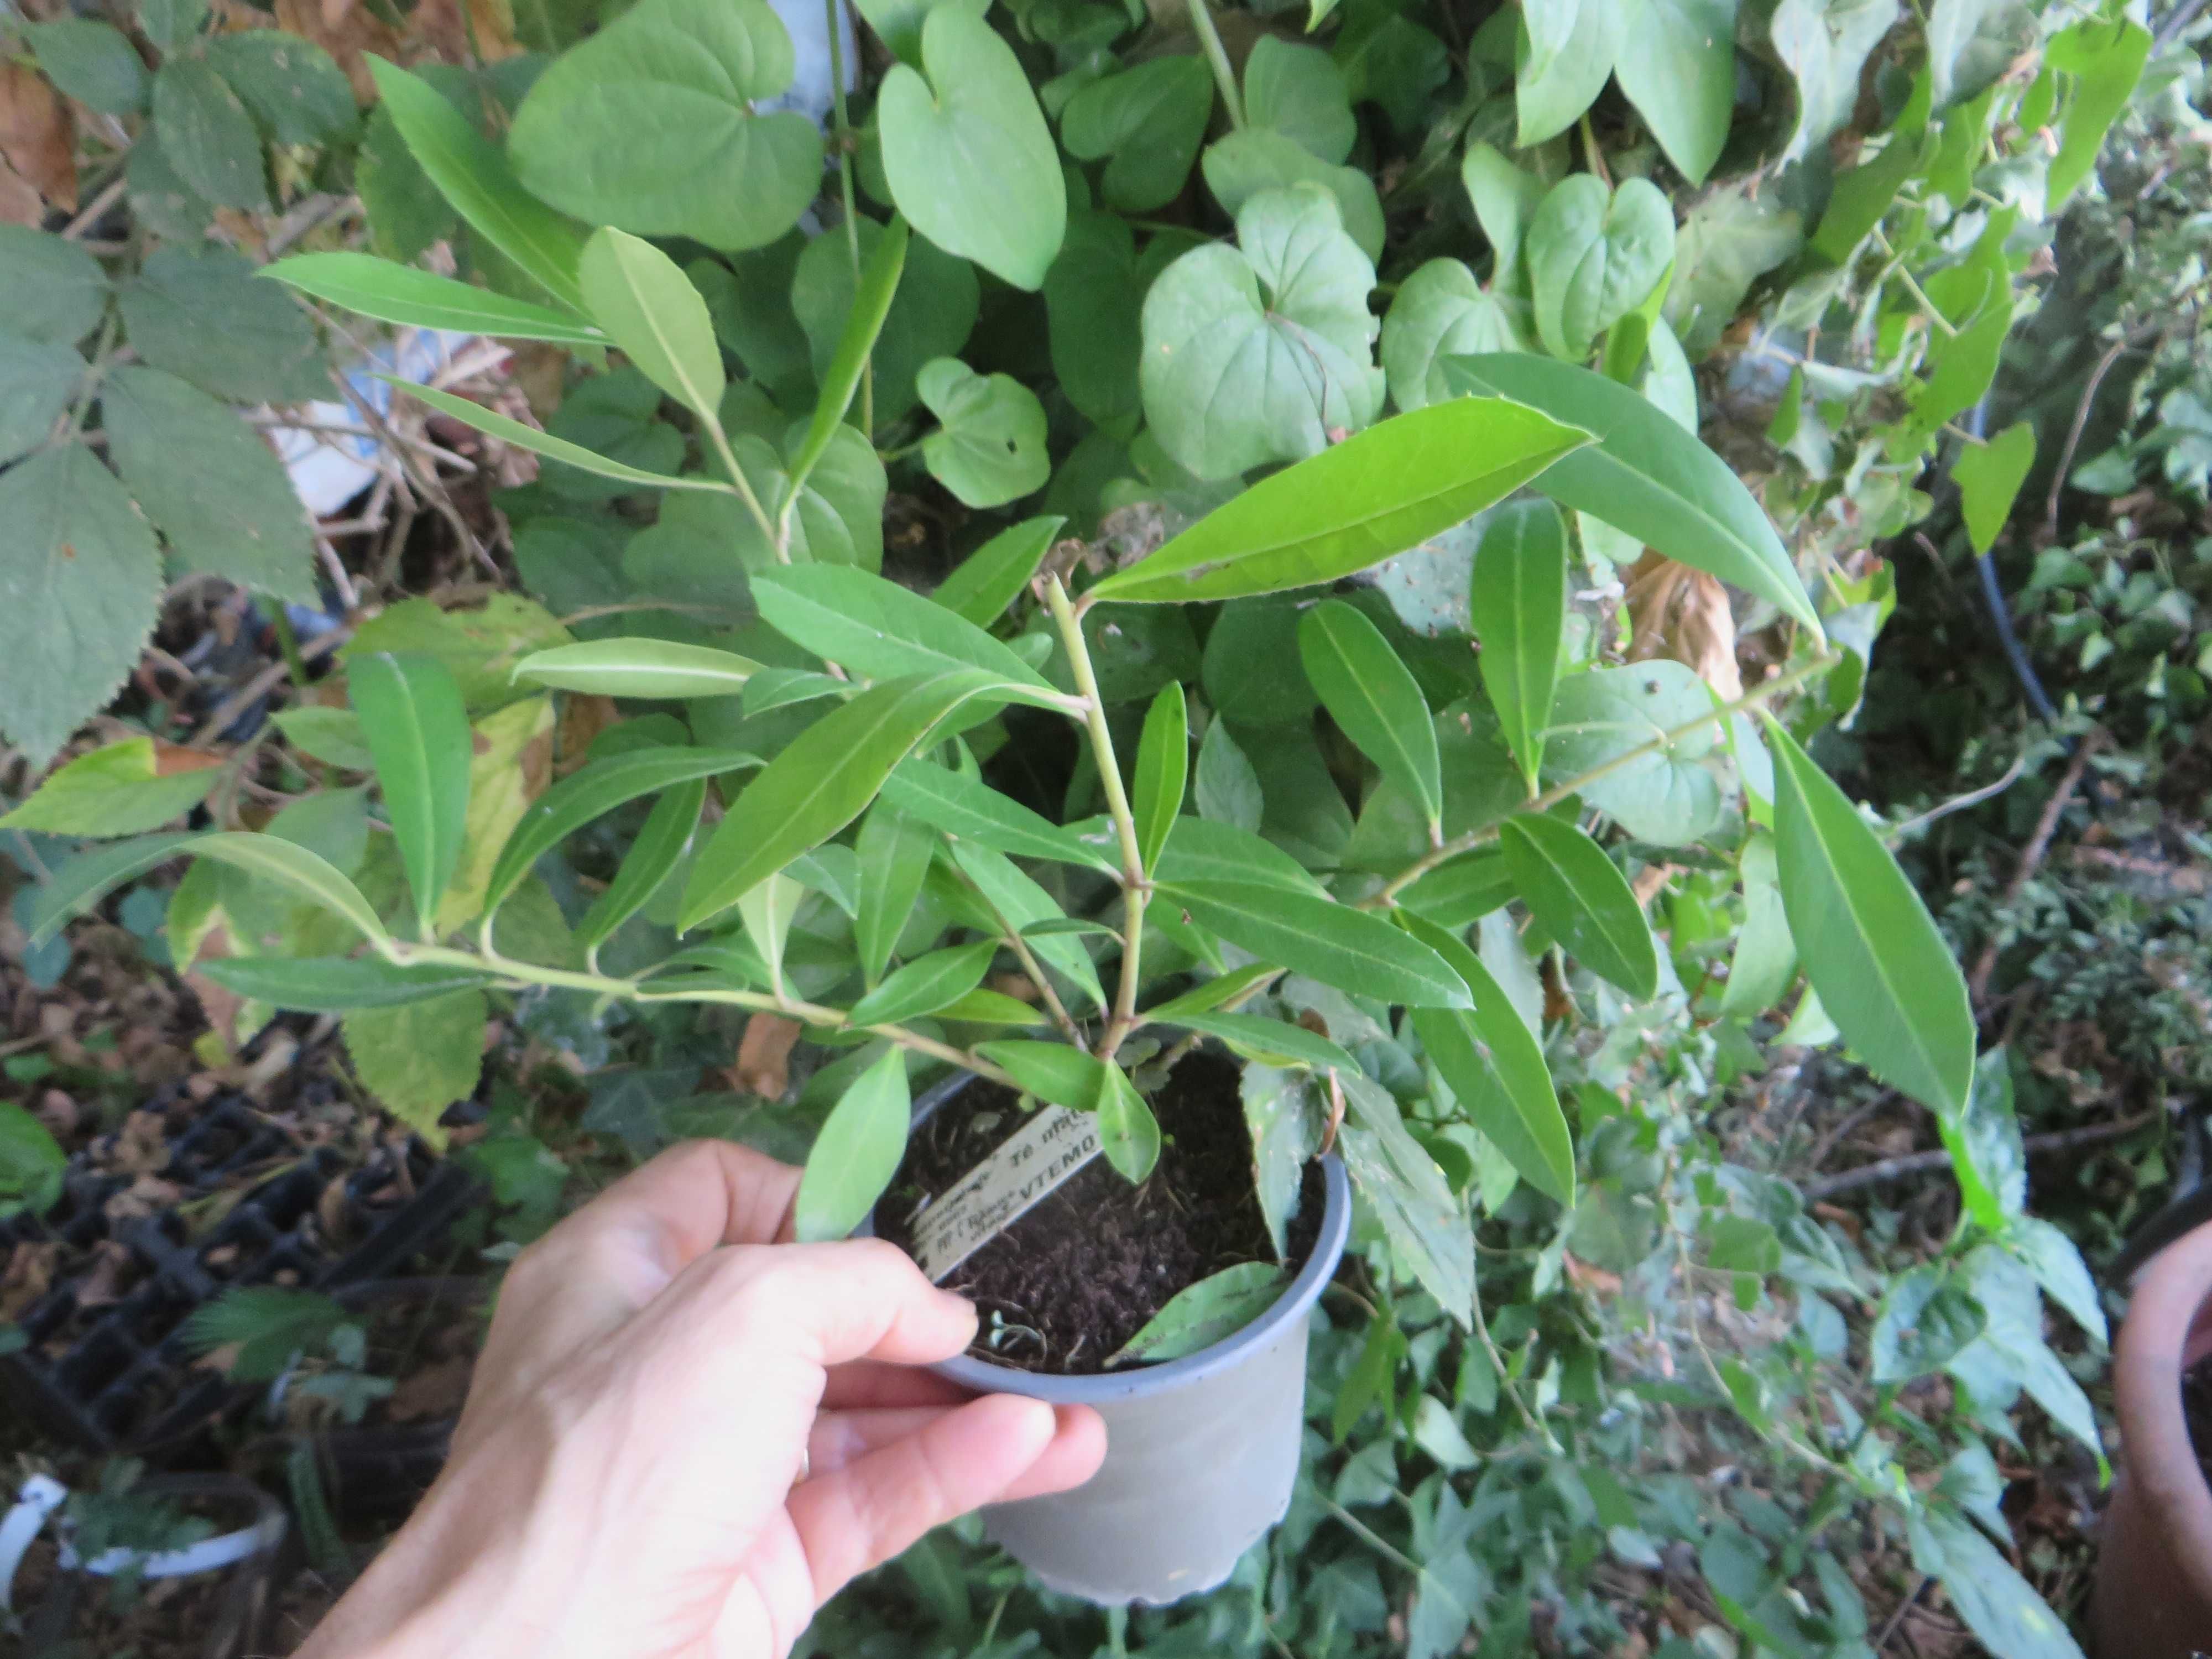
left=823, top=0, right=873, bottom=436
left=1044, top=577, right=1149, bottom=1063
left=1470, top=1280, right=1560, bottom=1453
left=699, top=410, right=786, bottom=561
left=950, top=860, right=1086, bottom=1045
left=1317, top=1494, right=1422, bottom=1577
left=1187, top=0, right=1246, bottom=131
left=1373, top=651, right=1842, bottom=904
left=267, top=603, right=312, bottom=691
left=382, top=940, right=1020, bottom=1088
left=1871, top=227, right=1959, bottom=338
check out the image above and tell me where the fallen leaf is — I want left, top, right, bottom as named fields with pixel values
left=109, top=1110, right=171, bottom=1176
left=1, top=1241, right=59, bottom=1322
left=103, top=1175, right=184, bottom=1222
left=72, top=1240, right=133, bottom=1310
left=1624, top=551, right=1743, bottom=700
left=556, top=695, right=620, bottom=770
left=152, top=740, right=226, bottom=776
left=731, top=1013, right=801, bottom=1098
left=0, top=155, right=42, bottom=225
left=0, top=64, right=75, bottom=211
left=411, top=0, right=521, bottom=62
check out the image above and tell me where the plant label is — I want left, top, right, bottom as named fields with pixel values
left=910, top=1103, right=1101, bottom=1280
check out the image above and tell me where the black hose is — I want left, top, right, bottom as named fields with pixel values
left=1964, top=398, right=2065, bottom=724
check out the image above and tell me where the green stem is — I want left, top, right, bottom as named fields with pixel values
left=823, top=0, right=873, bottom=436
left=948, top=858, right=1086, bottom=1045
left=699, top=411, right=786, bottom=561
left=267, top=604, right=312, bottom=692
left=1186, top=0, right=1245, bottom=131
left=1044, top=576, right=1149, bottom=1063
left=1373, top=651, right=1842, bottom=905
left=1471, top=1279, right=1560, bottom=1453
left=1317, top=1494, right=1422, bottom=1577
left=1871, top=227, right=1959, bottom=338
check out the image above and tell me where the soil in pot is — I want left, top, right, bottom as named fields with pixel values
left=875, top=1051, right=1325, bottom=1375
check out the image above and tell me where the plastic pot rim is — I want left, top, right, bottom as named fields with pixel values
left=875, top=1065, right=1353, bottom=1407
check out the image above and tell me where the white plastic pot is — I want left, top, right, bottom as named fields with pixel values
left=879, top=1072, right=1352, bottom=1606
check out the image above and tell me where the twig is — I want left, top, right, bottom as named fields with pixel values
left=192, top=628, right=349, bottom=744
left=1801, top=1090, right=1896, bottom=1175
left=1966, top=732, right=2103, bottom=1003
left=1799, top=1111, right=2158, bottom=1201
left=2043, top=332, right=2137, bottom=544
left=1887, top=752, right=2027, bottom=843
left=1874, top=1575, right=1930, bottom=1655
left=61, top=177, right=127, bottom=241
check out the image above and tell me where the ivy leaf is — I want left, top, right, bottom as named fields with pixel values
left=1544, top=662, right=1722, bottom=847
left=152, top=58, right=267, bottom=210
left=932, top=514, right=1063, bottom=627
left=1095, top=396, right=1587, bottom=604
left=508, top=0, right=823, bottom=252
left=1615, top=0, right=1738, bottom=185
left=0, top=330, right=83, bottom=466
left=2046, top=20, right=2152, bottom=208
left=1060, top=56, right=1213, bottom=213
left=1765, top=714, right=1974, bottom=1115
left=0, top=738, right=220, bottom=837
left=916, top=359, right=1051, bottom=507
left=365, top=58, right=588, bottom=314
left=879, top=8, right=1066, bottom=290
left=1243, top=37, right=1355, bottom=164
left=1380, top=259, right=1525, bottom=411
left=101, top=366, right=316, bottom=602
left=343, top=989, right=487, bottom=1149
left=1158, top=878, right=1471, bottom=1009
left=681, top=670, right=1021, bottom=929
left=1443, top=354, right=1820, bottom=634
left=577, top=228, right=725, bottom=422
left=1516, top=0, right=1625, bottom=146
left=1108, top=1262, right=1288, bottom=1364
left=1468, top=498, right=1567, bottom=792
left=1954, top=421, right=2036, bottom=556
left=1497, top=813, right=1659, bottom=997
left=1770, top=0, right=1901, bottom=164
left=1526, top=175, right=1676, bottom=364
left=1299, top=600, right=1442, bottom=838
left=118, top=246, right=325, bottom=404
left=0, top=445, right=161, bottom=765
left=1200, top=129, right=1385, bottom=262
left=351, top=653, right=473, bottom=940
left=1132, top=682, right=1188, bottom=875
left=796, top=1049, right=912, bottom=1242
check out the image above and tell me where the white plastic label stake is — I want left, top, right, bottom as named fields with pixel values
left=909, top=1104, right=1101, bottom=1281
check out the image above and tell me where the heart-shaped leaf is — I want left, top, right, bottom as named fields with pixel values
left=916, top=358, right=1050, bottom=507
left=1616, top=0, right=1738, bottom=185
left=1060, top=56, right=1212, bottom=212
left=1498, top=812, right=1660, bottom=997
left=1526, top=175, right=1676, bottom=363
left=1516, top=0, right=1624, bottom=145
left=1468, top=498, right=1566, bottom=791
left=1381, top=259, right=1526, bottom=411
left=1544, top=662, right=1723, bottom=847
left=1244, top=37, right=1356, bottom=162
left=879, top=8, right=1066, bottom=290
left=1140, top=184, right=1383, bottom=480
left=1201, top=129, right=1385, bottom=261
left=508, top=0, right=824, bottom=251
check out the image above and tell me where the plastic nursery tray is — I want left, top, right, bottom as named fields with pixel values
left=1, top=1094, right=481, bottom=1453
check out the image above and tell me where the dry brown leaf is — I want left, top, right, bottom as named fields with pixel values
left=556, top=696, right=621, bottom=771
left=1, top=1241, right=59, bottom=1322
left=0, top=64, right=75, bottom=211
left=111, top=1110, right=172, bottom=1176
left=1624, top=550, right=1744, bottom=700
left=152, top=739, right=226, bottom=776
left=411, top=0, right=523, bottom=63
left=103, top=1175, right=185, bottom=1223
left=0, top=154, right=43, bottom=225
left=72, top=1240, right=133, bottom=1310
left=731, top=1013, right=802, bottom=1098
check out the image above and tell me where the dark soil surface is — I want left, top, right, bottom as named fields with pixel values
left=877, top=1051, right=1324, bottom=1375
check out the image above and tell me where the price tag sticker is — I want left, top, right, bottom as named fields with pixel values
left=909, top=1104, right=1102, bottom=1281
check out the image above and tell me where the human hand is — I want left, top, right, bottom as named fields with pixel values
left=299, top=1140, right=1105, bottom=1659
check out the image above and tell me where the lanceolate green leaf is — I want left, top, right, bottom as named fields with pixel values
left=484, top=747, right=756, bottom=922
left=752, top=565, right=1053, bottom=689
left=577, top=779, right=705, bottom=954
left=1152, top=816, right=1329, bottom=898
left=946, top=841, right=1107, bottom=1010
left=681, top=670, right=1019, bottom=929
left=1497, top=813, right=1660, bottom=998
left=364, top=57, right=588, bottom=314
left=1088, top=397, right=1589, bottom=604
left=381, top=378, right=728, bottom=494
left=791, top=217, right=908, bottom=495
left=975, top=1040, right=1107, bottom=1108
left=1399, top=911, right=1574, bottom=1204
left=932, top=515, right=1064, bottom=626
left=578, top=228, right=726, bottom=421
left=854, top=799, right=938, bottom=984
left=1157, top=878, right=1471, bottom=1010
left=200, top=956, right=493, bottom=1011
left=512, top=640, right=764, bottom=698
left=1162, top=1010, right=1358, bottom=1074
left=1468, top=498, right=1567, bottom=792
left=1335, top=1067, right=1475, bottom=1323
left=795, top=1049, right=911, bottom=1243
left=1764, top=716, right=1974, bottom=1115
left=880, top=761, right=1118, bottom=873
left=1298, top=599, right=1441, bottom=838
left=1442, top=354, right=1820, bottom=634
left=27, top=831, right=388, bottom=949
left=262, top=254, right=607, bottom=344
left=351, top=653, right=472, bottom=938
left=1097, top=1061, right=1162, bottom=1183
left=1109, top=1262, right=1286, bottom=1364
left=1133, top=682, right=1188, bottom=875
left=848, top=940, right=998, bottom=1026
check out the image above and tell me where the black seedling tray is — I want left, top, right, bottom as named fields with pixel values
left=1, top=1094, right=481, bottom=1453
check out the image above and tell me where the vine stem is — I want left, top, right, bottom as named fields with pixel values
left=948, top=859, right=1086, bottom=1045
left=1044, top=576, right=1149, bottom=1063
left=1186, top=0, right=1246, bottom=131
left=698, top=413, right=787, bottom=561
left=823, top=0, right=872, bottom=435
left=381, top=939, right=1020, bottom=1089
left=1373, top=651, right=1843, bottom=904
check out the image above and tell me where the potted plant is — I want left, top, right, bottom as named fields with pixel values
left=14, top=7, right=1996, bottom=1611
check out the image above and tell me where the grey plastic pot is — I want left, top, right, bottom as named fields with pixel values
left=879, top=1070, right=1353, bottom=1607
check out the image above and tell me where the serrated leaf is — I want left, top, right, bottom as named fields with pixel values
left=27, top=19, right=147, bottom=114
left=1132, top=682, right=1188, bottom=875
left=153, top=58, right=267, bottom=210
left=0, top=329, right=82, bottom=466
left=351, top=653, right=473, bottom=939
left=1497, top=813, right=1659, bottom=997
left=1766, top=715, right=1974, bottom=1115
left=1337, top=1067, right=1474, bottom=1322
left=1091, top=396, right=1588, bottom=604
left=118, top=246, right=325, bottom=404
left=345, top=988, right=486, bottom=1148
left=1108, top=1262, right=1287, bottom=1364
left=796, top=1048, right=912, bottom=1242
left=202, top=31, right=356, bottom=143
left=1300, top=599, right=1441, bottom=838
left=0, top=225, right=107, bottom=346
